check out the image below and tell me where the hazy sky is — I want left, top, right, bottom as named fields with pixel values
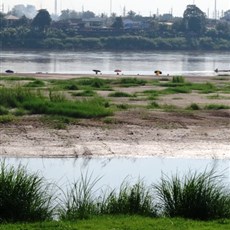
left=1, top=0, right=230, bottom=18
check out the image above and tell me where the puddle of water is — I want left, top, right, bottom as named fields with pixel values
left=1, top=157, right=229, bottom=189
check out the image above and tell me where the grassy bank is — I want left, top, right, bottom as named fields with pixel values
left=0, top=75, right=230, bottom=126
left=0, top=216, right=229, bottom=230
left=0, top=161, right=229, bottom=224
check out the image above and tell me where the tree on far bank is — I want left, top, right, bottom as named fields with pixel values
left=32, top=9, right=51, bottom=32
left=183, top=5, right=206, bottom=36
left=112, top=17, right=124, bottom=30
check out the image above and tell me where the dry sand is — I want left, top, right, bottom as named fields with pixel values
left=0, top=73, right=229, bottom=159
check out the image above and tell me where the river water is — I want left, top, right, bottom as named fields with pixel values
left=0, top=50, right=230, bottom=187
left=1, top=157, right=229, bottom=189
left=1, top=50, right=230, bottom=76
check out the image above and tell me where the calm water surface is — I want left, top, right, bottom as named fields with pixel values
left=2, top=157, right=229, bottom=189
left=1, top=50, right=230, bottom=76
left=1, top=50, right=230, bottom=188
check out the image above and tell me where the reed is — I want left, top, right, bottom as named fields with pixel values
left=0, top=161, right=55, bottom=222
left=59, top=172, right=101, bottom=220
left=154, top=168, right=230, bottom=220
left=100, top=179, right=156, bottom=217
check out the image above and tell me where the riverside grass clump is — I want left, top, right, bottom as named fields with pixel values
left=59, top=172, right=102, bottom=221
left=0, top=163, right=229, bottom=223
left=154, top=168, right=230, bottom=220
left=0, top=161, right=55, bottom=222
left=99, top=179, right=157, bottom=217
left=0, top=87, right=112, bottom=119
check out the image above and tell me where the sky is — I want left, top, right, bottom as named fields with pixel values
left=1, top=0, right=230, bottom=18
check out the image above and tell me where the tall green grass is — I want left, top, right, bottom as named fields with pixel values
left=0, top=161, right=55, bottom=222
left=154, top=168, right=230, bottom=220
left=0, top=163, right=229, bottom=222
left=115, top=78, right=147, bottom=87
left=0, top=87, right=112, bottom=118
left=59, top=172, right=101, bottom=220
left=100, top=179, right=157, bottom=217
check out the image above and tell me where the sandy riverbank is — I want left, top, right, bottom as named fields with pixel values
left=0, top=73, right=229, bottom=159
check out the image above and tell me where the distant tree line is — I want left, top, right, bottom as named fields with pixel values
left=1, top=5, right=230, bottom=51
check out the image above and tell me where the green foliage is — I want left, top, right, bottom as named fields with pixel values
left=108, top=91, right=132, bottom=97
left=0, top=87, right=38, bottom=108
left=23, top=97, right=112, bottom=118
left=72, top=90, right=97, bottom=97
left=25, top=79, right=45, bottom=88
left=59, top=172, right=101, bottom=220
left=187, top=103, right=200, bottom=110
left=32, top=9, right=51, bottom=32
left=0, top=216, right=229, bottom=230
left=115, top=78, right=147, bottom=87
left=0, top=106, right=9, bottom=115
left=77, top=78, right=112, bottom=90
left=100, top=180, right=156, bottom=217
left=172, top=76, right=185, bottom=84
left=154, top=168, right=230, bottom=220
left=0, top=115, right=14, bottom=123
left=204, top=104, right=230, bottom=110
left=0, top=161, right=54, bottom=222
left=148, top=101, right=160, bottom=109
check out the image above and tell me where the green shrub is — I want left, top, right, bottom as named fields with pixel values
left=72, top=90, right=96, bottom=97
left=172, top=76, right=185, bottom=84
left=0, top=115, right=14, bottom=123
left=116, top=78, right=147, bottom=87
left=148, top=101, right=160, bottom=109
left=187, top=103, right=200, bottom=110
left=25, top=80, right=45, bottom=88
left=205, top=104, right=230, bottom=110
left=0, top=106, right=9, bottom=115
left=108, top=91, right=132, bottom=97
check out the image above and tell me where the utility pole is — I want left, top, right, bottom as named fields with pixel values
left=214, top=0, right=217, bottom=20
left=110, top=0, right=112, bottom=16
left=54, top=0, right=57, bottom=15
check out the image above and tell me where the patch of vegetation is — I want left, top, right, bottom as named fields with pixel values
left=116, top=103, right=129, bottom=110
left=115, top=78, right=147, bottom=87
left=25, top=79, right=45, bottom=88
left=172, top=76, right=185, bottom=84
left=0, top=87, right=112, bottom=119
left=147, top=101, right=160, bottom=109
left=154, top=168, right=230, bottom=220
left=0, top=161, right=54, bottom=222
left=0, top=76, right=35, bottom=81
left=108, top=91, right=132, bottom=97
left=41, top=115, right=75, bottom=129
left=77, top=78, right=112, bottom=90
left=50, top=79, right=79, bottom=90
left=204, top=104, right=230, bottom=110
left=59, top=172, right=102, bottom=220
left=23, top=97, right=113, bottom=118
left=187, top=103, right=201, bottom=110
left=72, top=90, right=97, bottom=97
left=0, top=216, right=229, bottom=230
left=0, top=106, right=9, bottom=115
left=0, top=114, right=15, bottom=123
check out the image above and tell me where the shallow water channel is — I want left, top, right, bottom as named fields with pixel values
left=2, top=157, right=230, bottom=190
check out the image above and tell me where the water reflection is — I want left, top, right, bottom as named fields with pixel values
left=1, top=157, right=229, bottom=189
left=1, top=50, right=230, bottom=76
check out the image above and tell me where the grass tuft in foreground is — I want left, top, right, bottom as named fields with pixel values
left=0, top=161, right=55, bottom=222
left=154, top=168, right=230, bottom=220
left=100, top=179, right=157, bottom=217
